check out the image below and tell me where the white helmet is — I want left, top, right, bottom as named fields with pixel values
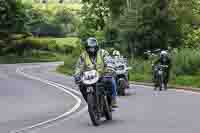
left=160, top=50, right=168, bottom=57
left=112, top=50, right=120, bottom=57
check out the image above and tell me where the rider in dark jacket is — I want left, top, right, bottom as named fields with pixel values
left=153, top=50, right=172, bottom=87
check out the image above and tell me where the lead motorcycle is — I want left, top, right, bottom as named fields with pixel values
left=80, top=69, right=113, bottom=126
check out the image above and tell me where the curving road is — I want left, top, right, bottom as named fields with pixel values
left=1, top=62, right=200, bottom=133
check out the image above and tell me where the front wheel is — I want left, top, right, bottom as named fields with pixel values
left=104, top=96, right=112, bottom=120
left=164, top=83, right=168, bottom=91
left=118, top=79, right=126, bottom=96
left=87, top=94, right=100, bottom=126
left=158, top=75, right=163, bottom=91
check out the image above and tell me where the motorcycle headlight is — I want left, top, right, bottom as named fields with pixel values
left=158, top=70, right=163, bottom=74
left=116, top=65, right=125, bottom=70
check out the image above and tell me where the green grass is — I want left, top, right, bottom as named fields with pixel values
left=171, top=76, right=200, bottom=88
left=129, top=73, right=152, bottom=82
left=56, top=64, right=74, bottom=75
left=56, top=54, right=79, bottom=75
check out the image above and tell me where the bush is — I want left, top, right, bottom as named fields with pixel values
left=128, top=59, right=152, bottom=82
left=129, top=48, right=200, bottom=78
left=58, top=48, right=81, bottom=75
left=172, top=48, right=200, bottom=76
left=1, top=36, right=80, bottom=56
left=95, top=30, right=105, bottom=42
left=127, top=48, right=200, bottom=88
left=184, top=28, right=200, bottom=48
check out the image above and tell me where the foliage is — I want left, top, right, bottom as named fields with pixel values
left=1, top=36, right=79, bottom=56
left=80, top=0, right=125, bottom=39
left=27, top=7, right=78, bottom=37
left=128, top=48, right=200, bottom=77
left=117, top=0, right=182, bottom=57
left=0, top=0, right=30, bottom=32
left=77, top=4, right=97, bottom=39
left=57, top=45, right=82, bottom=75
left=171, top=48, right=200, bottom=76
left=184, top=28, right=200, bottom=48
left=79, top=0, right=200, bottom=57
left=54, top=8, right=76, bottom=33
left=169, top=0, right=200, bottom=47
left=0, top=52, right=65, bottom=64
left=0, top=0, right=80, bottom=36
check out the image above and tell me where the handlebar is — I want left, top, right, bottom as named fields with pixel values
left=160, top=65, right=168, bottom=68
left=106, top=67, right=116, bottom=72
left=157, top=64, right=168, bottom=68
left=144, top=49, right=161, bottom=54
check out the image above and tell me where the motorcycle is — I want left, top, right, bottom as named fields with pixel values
left=153, top=64, right=168, bottom=91
left=114, top=57, right=131, bottom=96
left=80, top=69, right=113, bottom=126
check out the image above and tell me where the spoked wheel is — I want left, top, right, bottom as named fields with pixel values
left=164, top=83, right=168, bottom=91
left=87, top=94, right=100, bottom=126
left=118, top=79, right=126, bottom=96
left=159, top=83, right=162, bottom=91
left=159, top=75, right=163, bottom=91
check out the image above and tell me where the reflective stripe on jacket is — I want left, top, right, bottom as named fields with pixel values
left=82, top=51, right=104, bottom=75
left=75, top=49, right=107, bottom=76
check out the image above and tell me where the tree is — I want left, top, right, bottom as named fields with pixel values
left=117, top=0, right=182, bottom=57
left=54, top=8, right=77, bottom=33
left=0, top=0, right=16, bottom=32
left=81, top=0, right=109, bottom=30
left=81, top=0, right=125, bottom=30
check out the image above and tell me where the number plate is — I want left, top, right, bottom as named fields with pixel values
left=158, top=70, right=163, bottom=74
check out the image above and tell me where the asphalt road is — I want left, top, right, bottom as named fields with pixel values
left=1, top=62, right=200, bottom=133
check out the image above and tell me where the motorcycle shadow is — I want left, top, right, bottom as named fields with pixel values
left=87, top=118, right=123, bottom=127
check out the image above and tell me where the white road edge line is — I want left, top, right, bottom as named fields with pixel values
left=11, top=66, right=83, bottom=133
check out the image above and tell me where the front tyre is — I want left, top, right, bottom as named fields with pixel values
left=87, top=94, right=100, bottom=126
left=104, top=96, right=112, bottom=120
left=159, top=75, right=162, bottom=91
left=118, top=79, right=126, bottom=96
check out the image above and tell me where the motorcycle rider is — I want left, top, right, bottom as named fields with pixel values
left=153, top=50, right=172, bottom=89
left=112, top=50, right=121, bottom=58
left=74, top=37, right=118, bottom=107
left=112, top=49, right=130, bottom=90
left=112, top=49, right=128, bottom=67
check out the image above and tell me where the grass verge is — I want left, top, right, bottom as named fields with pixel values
left=57, top=63, right=200, bottom=89
left=56, top=48, right=200, bottom=89
left=56, top=64, right=74, bottom=75
left=170, top=76, right=200, bottom=88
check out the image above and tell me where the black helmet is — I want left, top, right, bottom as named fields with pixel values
left=85, top=37, right=99, bottom=56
